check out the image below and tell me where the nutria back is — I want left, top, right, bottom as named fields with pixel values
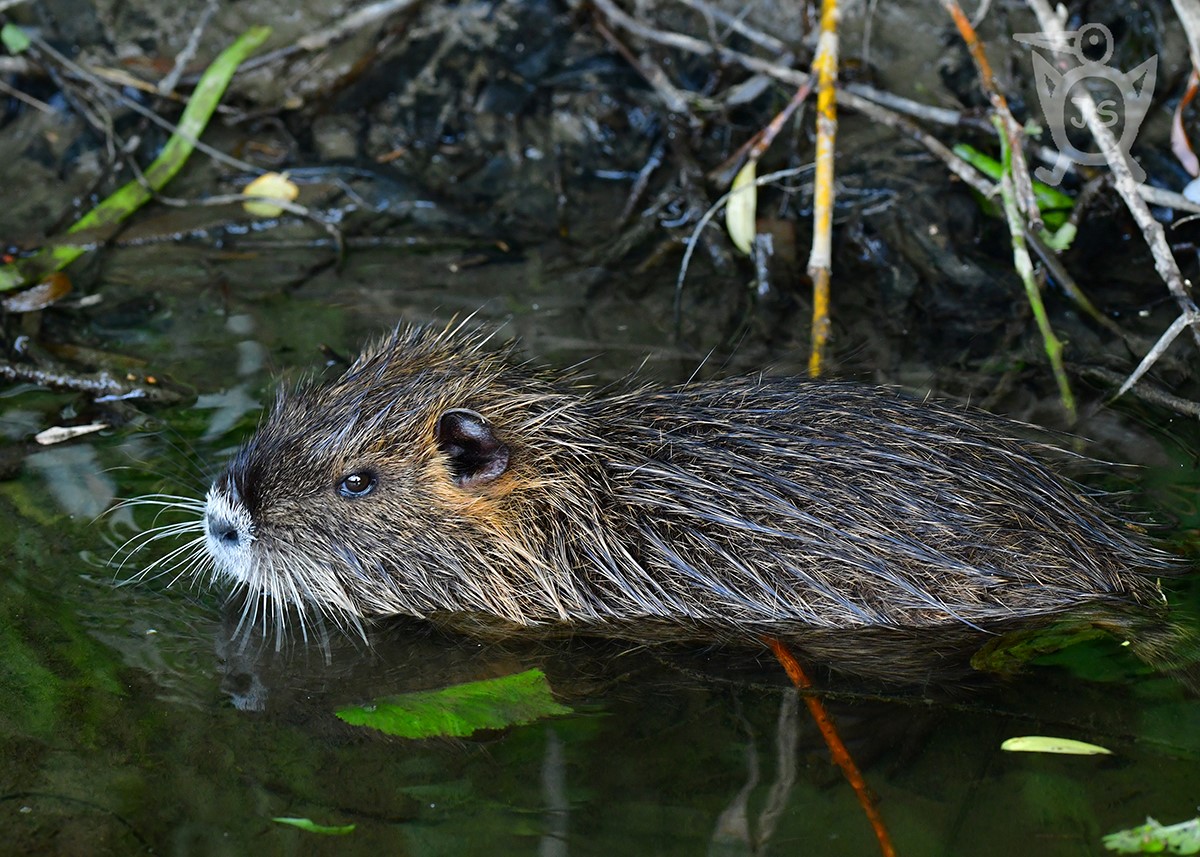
left=196, top=322, right=1181, bottom=678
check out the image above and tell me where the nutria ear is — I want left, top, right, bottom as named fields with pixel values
left=435, top=409, right=511, bottom=488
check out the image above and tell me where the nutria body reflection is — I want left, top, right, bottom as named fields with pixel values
left=199, top=323, right=1180, bottom=679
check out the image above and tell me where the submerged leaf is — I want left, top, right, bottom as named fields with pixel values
left=970, top=620, right=1106, bottom=675
left=1001, top=736, right=1113, bottom=755
left=272, top=817, right=356, bottom=835
left=726, top=160, right=758, bottom=254
left=335, top=668, right=572, bottom=739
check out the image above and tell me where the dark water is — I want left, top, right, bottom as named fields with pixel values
left=4, top=0, right=1200, bottom=854
left=2, top=250, right=1198, bottom=857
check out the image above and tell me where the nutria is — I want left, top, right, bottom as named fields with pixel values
left=144, top=322, right=1187, bottom=681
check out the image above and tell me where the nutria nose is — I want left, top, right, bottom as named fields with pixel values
left=206, top=513, right=241, bottom=546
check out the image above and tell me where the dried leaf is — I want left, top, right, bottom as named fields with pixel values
left=726, top=160, right=758, bottom=255
left=2, top=273, right=72, bottom=312
left=1172, top=70, right=1200, bottom=178
left=242, top=172, right=299, bottom=217
left=35, top=424, right=109, bottom=446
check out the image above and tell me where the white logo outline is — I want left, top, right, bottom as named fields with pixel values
left=1014, top=23, right=1156, bottom=185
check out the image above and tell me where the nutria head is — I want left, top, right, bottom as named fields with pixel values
left=201, top=322, right=598, bottom=633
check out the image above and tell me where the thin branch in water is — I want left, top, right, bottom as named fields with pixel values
left=763, top=637, right=897, bottom=857
left=158, top=0, right=221, bottom=95
left=0, top=77, right=53, bottom=113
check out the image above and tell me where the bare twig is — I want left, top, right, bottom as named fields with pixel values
left=297, top=0, right=423, bottom=51
left=841, top=82, right=965, bottom=127
left=1080, top=365, right=1200, bottom=418
left=672, top=0, right=789, bottom=54
left=152, top=190, right=346, bottom=261
left=1115, top=313, right=1193, bottom=400
left=0, top=361, right=184, bottom=403
left=837, top=95, right=996, bottom=196
left=709, top=80, right=813, bottom=185
left=28, top=34, right=264, bottom=176
left=158, top=0, right=220, bottom=95
left=1138, top=183, right=1200, bottom=215
left=233, top=0, right=426, bottom=75
left=592, top=14, right=694, bottom=114
left=942, top=0, right=1042, bottom=231
left=0, top=78, right=53, bottom=113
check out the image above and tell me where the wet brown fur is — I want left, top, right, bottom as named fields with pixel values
left=206, top=322, right=1188, bottom=680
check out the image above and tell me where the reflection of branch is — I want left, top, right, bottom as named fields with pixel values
left=0, top=361, right=185, bottom=404
left=765, top=637, right=897, bottom=857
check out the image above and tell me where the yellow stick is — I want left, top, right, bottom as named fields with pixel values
left=807, top=0, right=839, bottom=377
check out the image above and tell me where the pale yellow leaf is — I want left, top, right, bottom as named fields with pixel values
left=35, top=423, right=109, bottom=445
left=1001, top=736, right=1113, bottom=756
left=242, top=171, right=299, bottom=217
left=726, top=160, right=757, bottom=255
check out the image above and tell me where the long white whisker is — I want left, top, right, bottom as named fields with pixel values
left=121, top=536, right=208, bottom=583
left=113, top=520, right=204, bottom=562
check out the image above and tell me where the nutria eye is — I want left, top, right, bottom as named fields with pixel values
left=337, top=471, right=376, bottom=498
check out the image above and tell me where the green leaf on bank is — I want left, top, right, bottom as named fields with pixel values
left=1, top=24, right=31, bottom=54
left=335, top=668, right=572, bottom=739
left=0, top=25, right=272, bottom=292
left=272, top=817, right=356, bottom=835
left=952, top=143, right=1076, bottom=247
left=1103, top=816, right=1200, bottom=854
